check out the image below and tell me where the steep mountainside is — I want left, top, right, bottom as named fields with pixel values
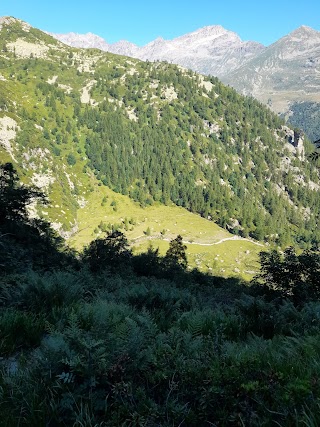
left=1, top=17, right=320, bottom=250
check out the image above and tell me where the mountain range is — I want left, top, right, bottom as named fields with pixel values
left=52, top=26, right=265, bottom=78
left=52, top=24, right=320, bottom=129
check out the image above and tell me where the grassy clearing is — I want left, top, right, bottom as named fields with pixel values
left=71, top=184, right=262, bottom=279
left=136, top=238, right=260, bottom=280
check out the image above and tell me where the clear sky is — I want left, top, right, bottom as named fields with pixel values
left=1, top=0, right=320, bottom=46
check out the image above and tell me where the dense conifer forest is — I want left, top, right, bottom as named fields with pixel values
left=1, top=163, right=320, bottom=426
left=286, top=100, right=320, bottom=143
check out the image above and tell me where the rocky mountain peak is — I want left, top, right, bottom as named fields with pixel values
left=223, top=23, right=320, bottom=115
left=144, top=36, right=166, bottom=47
left=198, top=24, right=226, bottom=32
left=270, top=24, right=320, bottom=53
left=0, top=16, right=17, bottom=25
left=289, top=25, right=318, bottom=37
left=52, top=31, right=110, bottom=50
left=172, top=25, right=240, bottom=46
left=49, top=23, right=262, bottom=74
left=108, top=39, right=140, bottom=56
left=277, top=25, right=320, bottom=49
left=179, top=25, right=231, bottom=38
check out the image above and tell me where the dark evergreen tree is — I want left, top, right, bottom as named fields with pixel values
left=0, top=163, right=75, bottom=272
left=164, top=235, right=188, bottom=270
left=255, top=247, right=320, bottom=304
left=82, top=230, right=132, bottom=272
left=133, top=246, right=160, bottom=277
left=0, top=162, right=45, bottom=224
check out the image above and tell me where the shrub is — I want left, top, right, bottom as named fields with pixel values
left=66, top=153, right=76, bottom=166
left=82, top=231, right=132, bottom=272
left=0, top=309, right=45, bottom=354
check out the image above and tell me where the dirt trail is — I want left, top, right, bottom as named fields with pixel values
left=132, top=234, right=264, bottom=247
left=183, top=236, right=265, bottom=247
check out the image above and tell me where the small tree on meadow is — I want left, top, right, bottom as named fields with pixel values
left=164, top=234, right=188, bottom=270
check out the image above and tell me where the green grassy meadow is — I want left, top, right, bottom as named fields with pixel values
left=71, top=184, right=262, bottom=279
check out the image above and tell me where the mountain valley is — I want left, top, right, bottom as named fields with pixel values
left=0, top=17, right=320, bottom=277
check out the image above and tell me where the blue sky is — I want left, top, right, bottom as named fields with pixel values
left=1, top=0, right=320, bottom=46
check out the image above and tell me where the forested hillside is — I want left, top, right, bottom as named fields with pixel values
left=0, top=17, right=320, bottom=249
left=286, top=101, right=320, bottom=142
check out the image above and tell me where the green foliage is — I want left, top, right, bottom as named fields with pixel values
left=132, top=246, right=161, bottom=277
left=286, top=101, right=320, bottom=142
left=2, top=263, right=320, bottom=426
left=0, top=309, right=45, bottom=354
left=164, top=234, right=188, bottom=270
left=254, top=247, right=320, bottom=304
left=0, top=163, right=45, bottom=224
left=82, top=230, right=132, bottom=272
left=1, top=193, right=320, bottom=425
left=144, top=226, right=151, bottom=236
left=2, top=270, right=84, bottom=316
left=66, top=152, right=77, bottom=166
left=0, top=164, right=77, bottom=273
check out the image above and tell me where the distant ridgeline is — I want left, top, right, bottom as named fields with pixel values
left=0, top=17, right=320, bottom=248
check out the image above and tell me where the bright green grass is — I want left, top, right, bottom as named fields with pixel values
left=71, top=184, right=263, bottom=279
left=136, top=238, right=260, bottom=281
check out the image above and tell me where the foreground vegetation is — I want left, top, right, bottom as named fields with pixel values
left=1, top=164, right=320, bottom=426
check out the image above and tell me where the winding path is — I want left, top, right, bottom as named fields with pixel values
left=131, top=234, right=265, bottom=247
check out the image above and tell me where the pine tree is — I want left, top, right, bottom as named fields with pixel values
left=164, top=235, right=188, bottom=269
left=0, top=163, right=45, bottom=225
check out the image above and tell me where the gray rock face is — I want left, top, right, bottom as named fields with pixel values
left=137, top=26, right=265, bottom=77
left=222, top=26, right=320, bottom=113
left=108, top=40, right=140, bottom=57
left=50, top=32, right=111, bottom=51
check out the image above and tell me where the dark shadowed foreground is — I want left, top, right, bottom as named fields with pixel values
left=1, top=163, right=320, bottom=426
